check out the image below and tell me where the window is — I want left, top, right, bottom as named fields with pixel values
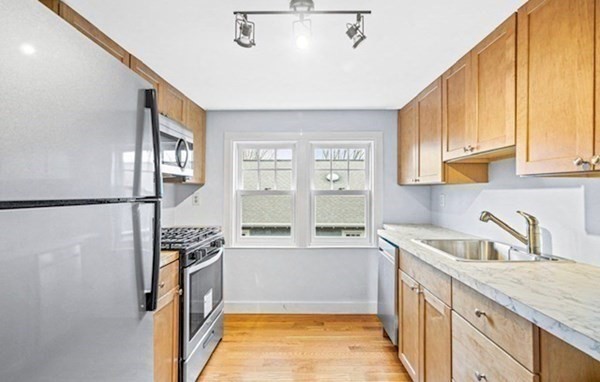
left=234, top=144, right=296, bottom=246
left=226, top=132, right=380, bottom=248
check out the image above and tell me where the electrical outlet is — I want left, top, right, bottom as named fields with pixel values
left=439, top=194, right=446, bottom=208
left=192, top=193, right=200, bottom=206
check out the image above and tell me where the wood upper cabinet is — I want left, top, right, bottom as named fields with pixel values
left=160, top=83, right=188, bottom=126
left=154, top=260, right=180, bottom=382
left=417, top=79, right=444, bottom=184
left=398, top=99, right=418, bottom=185
left=442, top=53, right=474, bottom=161
left=185, top=101, right=207, bottom=185
left=516, top=0, right=596, bottom=175
left=421, top=290, right=451, bottom=382
left=59, top=3, right=130, bottom=66
left=39, top=0, right=59, bottom=13
left=399, top=271, right=421, bottom=382
left=472, top=14, right=516, bottom=155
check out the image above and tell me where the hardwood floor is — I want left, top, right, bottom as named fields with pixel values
left=198, top=314, right=410, bottom=382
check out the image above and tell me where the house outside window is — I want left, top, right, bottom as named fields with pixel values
left=225, top=132, right=381, bottom=248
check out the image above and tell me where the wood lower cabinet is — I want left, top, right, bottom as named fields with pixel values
left=398, top=265, right=452, bottom=382
left=154, top=257, right=180, bottom=382
left=516, top=0, right=596, bottom=175
left=421, top=290, right=451, bottom=382
left=59, top=3, right=130, bottom=66
left=399, top=271, right=421, bottom=381
left=540, top=330, right=600, bottom=382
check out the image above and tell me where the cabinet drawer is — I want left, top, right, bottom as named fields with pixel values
left=452, top=281, right=539, bottom=372
left=452, top=312, right=539, bottom=382
left=400, top=250, right=451, bottom=305
left=158, top=261, right=179, bottom=300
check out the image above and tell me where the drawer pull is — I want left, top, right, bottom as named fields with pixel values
left=475, top=371, right=487, bottom=381
left=159, top=282, right=165, bottom=289
left=474, top=309, right=487, bottom=318
left=410, top=285, right=419, bottom=292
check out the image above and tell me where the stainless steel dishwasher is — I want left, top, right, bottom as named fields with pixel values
left=377, top=237, right=398, bottom=345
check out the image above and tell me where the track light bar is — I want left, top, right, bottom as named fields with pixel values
left=233, top=11, right=371, bottom=16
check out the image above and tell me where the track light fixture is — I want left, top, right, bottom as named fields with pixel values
left=233, top=1, right=371, bottom=49
left=234, top=14, right=255, bottom=48
left=346, top=14, right=366, bottom=49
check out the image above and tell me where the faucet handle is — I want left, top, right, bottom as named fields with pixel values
left=517, top=211, right=539, bottom=224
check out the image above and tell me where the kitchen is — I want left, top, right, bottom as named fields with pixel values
left=1, top=0, right=600, bottom=381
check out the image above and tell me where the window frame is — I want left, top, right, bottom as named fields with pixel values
left=309, top=142, right=373, bottom=247
left=232, top=141, right=298, bottom=247
left=224, top=132, right=382, bottom=249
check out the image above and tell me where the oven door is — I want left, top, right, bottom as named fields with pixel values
left=183, top=248, right=224, bottom=359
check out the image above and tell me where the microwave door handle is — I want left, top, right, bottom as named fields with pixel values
left=181, top=139, right=190, bottom=169
left=145, top=89, right=163, bottom=199
left=175, top=138, right=189, bottom=170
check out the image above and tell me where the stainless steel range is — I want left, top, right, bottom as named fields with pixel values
left=161, top=227, right=225, bottom=382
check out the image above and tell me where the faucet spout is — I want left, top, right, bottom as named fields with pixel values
left=479, top=210, right=541, bottom=255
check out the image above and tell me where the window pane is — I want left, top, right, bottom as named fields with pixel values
left=331, top=149, right=348, bottom=170
left=277, top=170, right=293, bottom=190
left=259, top=149, right=276, bottom=169
left=242, top=170, right=259, bottom=190
left=241, top=194, right=292, bottom=237
left=259, top=170, right=275, bottom=190
left=314, top=195, right=366, bottom=238
left=349, top=149, right=366, bottom=169
left=242, top=149, right=258, bottom=170
left=314, top=170, right=332, bottom=190
left=315, top=148, right=330, bottom=161
left=276, top=149, right=293, bottom=169
left=348, top=170, right=366, bottom=190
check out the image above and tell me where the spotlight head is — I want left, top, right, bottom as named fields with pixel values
left=346, top=14, right=366, bottom=49
left=234, top=14, right=255, bottom=48
left=289, top=0, right=314, bottom=12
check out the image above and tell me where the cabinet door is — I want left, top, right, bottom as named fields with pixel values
left=130, top=56, right=162, bottom=105
left=59, top=3, right=130, bottom=66
left=159, top=82, right=187, bottom=126
left=417, top=78, right=443, bottom=184
left=516, top=0, right=595, bottom=175
left=154, top=287, right=180, bottom=382
left=398, top=100, right=418, bottom=185
left=185, top=101, right=207, bottom=185
left=399, top=271, right=421, bottom=381
left=39, top=0, right=59, bottom=13
left=421, top=290, right=451, bottom=382
left=442, top=53, right=474, bottom=161
left=472, top=14, right=516, bottom=154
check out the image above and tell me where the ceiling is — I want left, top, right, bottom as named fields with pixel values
left=64, top=0, right=526, bottom=110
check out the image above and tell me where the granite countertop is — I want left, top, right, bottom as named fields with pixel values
left=378, top=224, right=600, bottom=362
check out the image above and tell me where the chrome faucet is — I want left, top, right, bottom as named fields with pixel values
left=479, top=210, right=541, bottom=255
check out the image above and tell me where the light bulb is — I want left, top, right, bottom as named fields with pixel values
left=296, top=34, right=310, bottom=50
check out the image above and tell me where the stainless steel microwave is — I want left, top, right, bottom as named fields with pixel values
left=159, top=115, right=194, bottom=179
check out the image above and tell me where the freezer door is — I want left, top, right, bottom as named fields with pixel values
left=0, top=0, right=158, bottom=201
left=0, top=203, right=157, bottom=382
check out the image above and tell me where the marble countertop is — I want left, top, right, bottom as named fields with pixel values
left=378, top=224, right=600, bottom=362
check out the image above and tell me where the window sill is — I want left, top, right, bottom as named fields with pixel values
left=225, top=245, right=378, bottom=250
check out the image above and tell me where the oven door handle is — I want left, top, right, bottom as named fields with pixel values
left=187, top=248, right=223, bottom=274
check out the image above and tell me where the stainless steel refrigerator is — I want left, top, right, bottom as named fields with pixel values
left=0, top=0, right=163, bottom=380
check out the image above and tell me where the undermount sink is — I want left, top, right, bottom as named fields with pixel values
left=412, top=239, right=569, bottom=262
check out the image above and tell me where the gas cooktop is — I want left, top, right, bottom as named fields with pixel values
left=161, top=226, right=222, bottom=250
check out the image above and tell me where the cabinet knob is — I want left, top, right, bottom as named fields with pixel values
left=573, top=157, right=585, bottom=166
left=475, top=372, right=487, bottom=381
left=159, top=282, right=165, bottom=289
left=474, top=308, right=487, bottom=318
left=591, top=155, right=600, bottom=166
left=409, top=285, right=419, bottom=292
left=467, top=145, right=475, bottom=152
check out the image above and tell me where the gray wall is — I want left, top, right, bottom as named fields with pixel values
left=163, top=110, right=431, bottom=313
left=431, top=159, right=600, bottom=266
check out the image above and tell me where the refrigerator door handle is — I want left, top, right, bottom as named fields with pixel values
left=145, top=200, right=162, bottom=311
left=145, top=89, right=163, bottom=199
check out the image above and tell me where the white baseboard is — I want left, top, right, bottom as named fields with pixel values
left=224, top=301, right=377, bottom=314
